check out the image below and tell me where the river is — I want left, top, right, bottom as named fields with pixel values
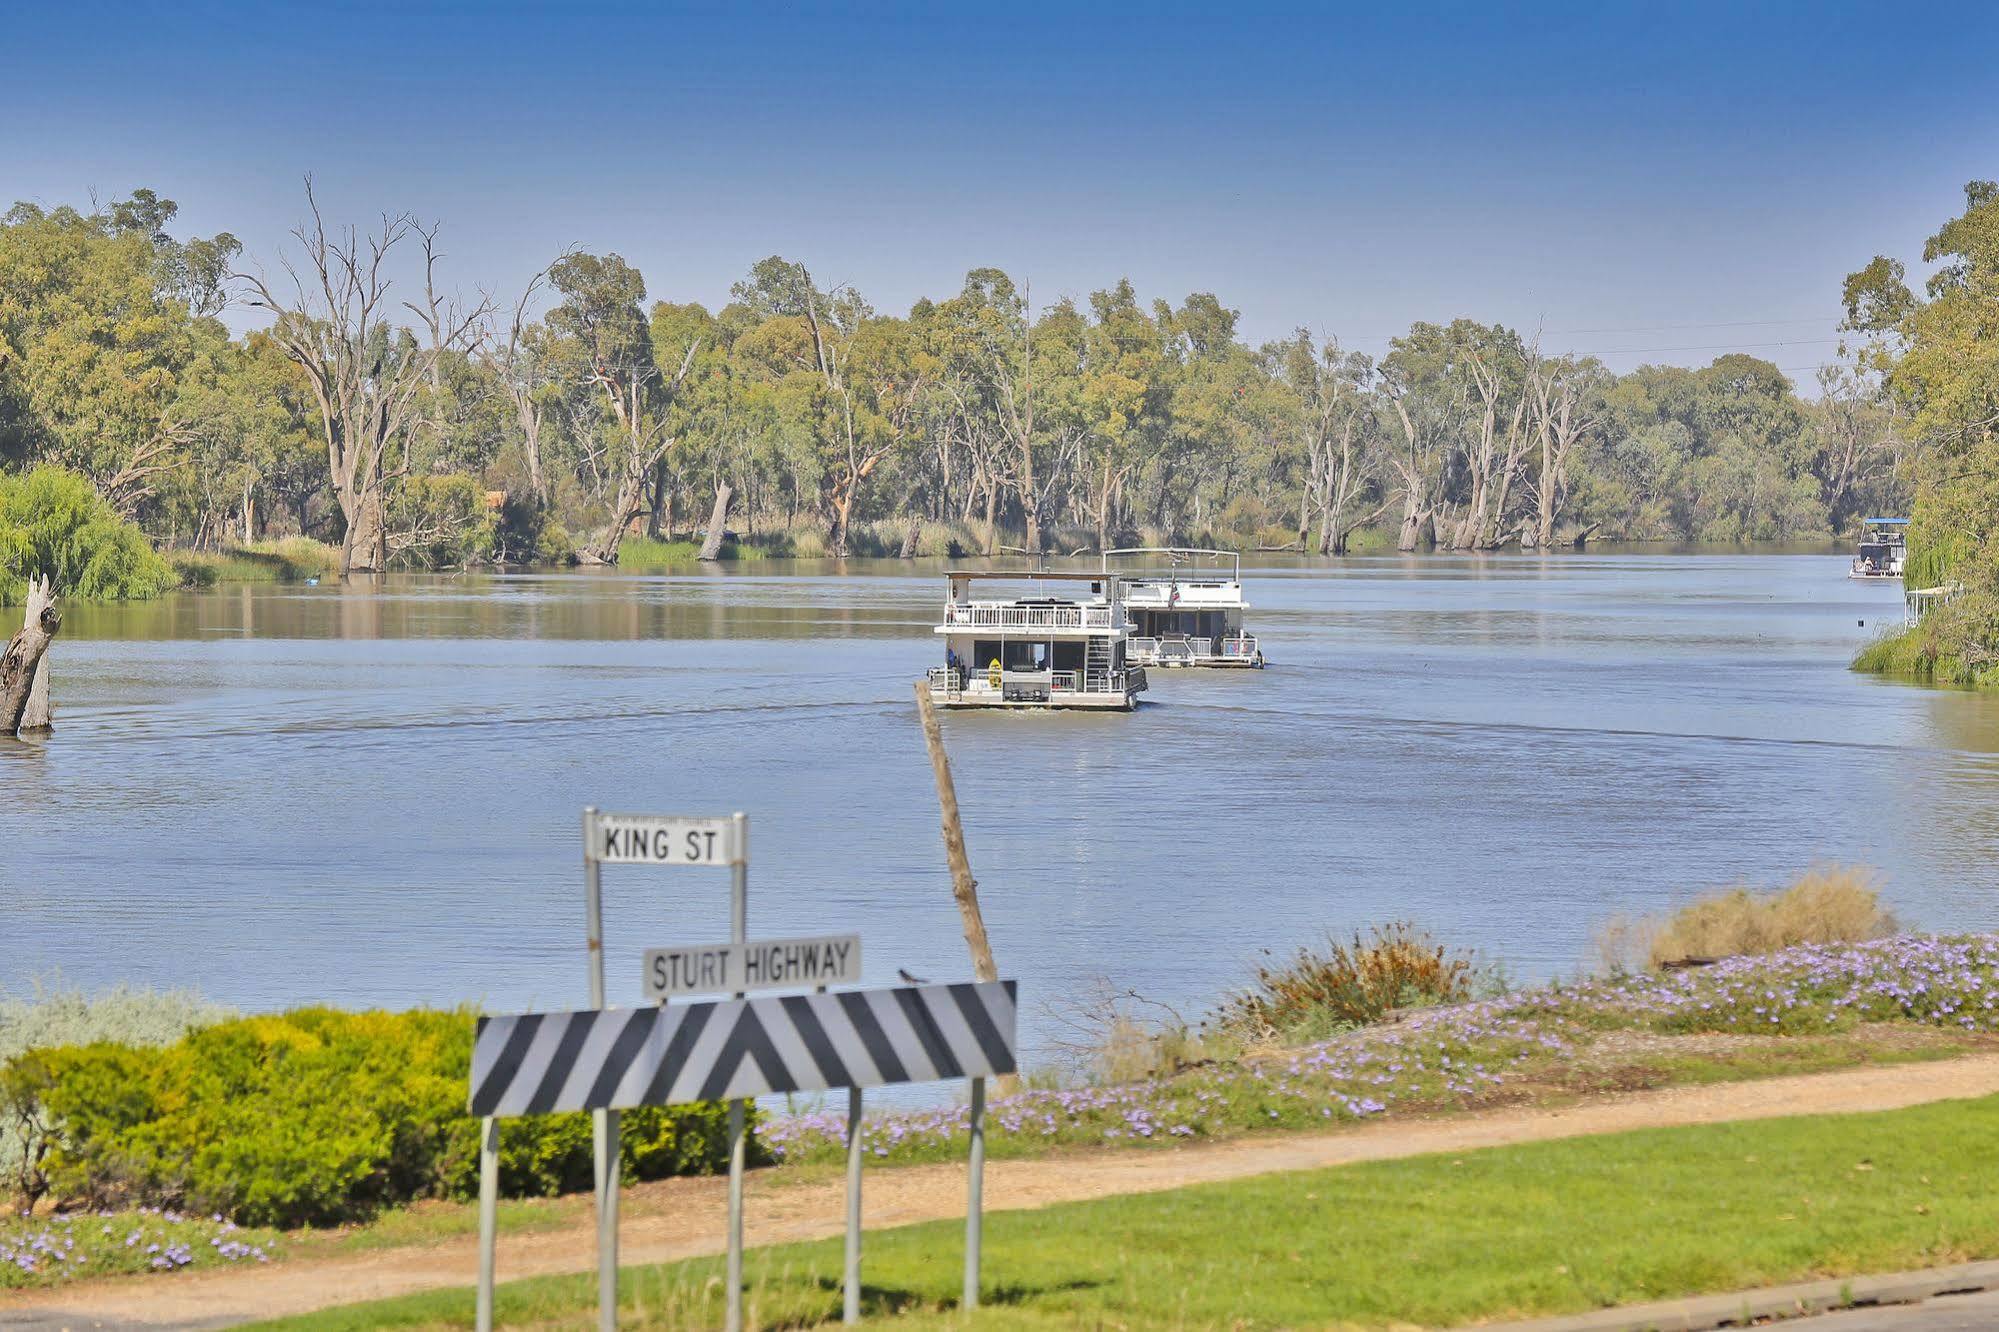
left=4, top=551, right=1993, bottom=1073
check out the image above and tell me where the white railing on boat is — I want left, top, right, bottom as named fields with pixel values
left=926, top=666, right=1138, bottom=698
left=1128, top=633, right=1260, bottom=664
left=943, top=602, right=1116, bottom=630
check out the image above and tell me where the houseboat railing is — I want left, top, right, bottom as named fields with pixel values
left=943, top=602, right=1118, bottom=630
left=927, top=666, right=1139, bottom=698
left=1128, top=633, right=1261, bottom=664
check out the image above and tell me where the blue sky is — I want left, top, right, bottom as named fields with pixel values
left=7, top=1, right=1997, bottom=378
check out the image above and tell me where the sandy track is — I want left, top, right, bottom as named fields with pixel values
left=13, top=1054, right=1999, bottom=1328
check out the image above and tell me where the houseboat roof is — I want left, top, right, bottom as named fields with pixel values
left=1862, top=517, right=1910, bottom=526
left=945, top=569, right=1109, bottom=583
left=1102, top=547, right=1242, bottom=580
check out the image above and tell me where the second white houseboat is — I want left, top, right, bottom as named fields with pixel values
left=1105, top=547, right=1265, bottom=668
left=926, top=570, right=1147, bottom=710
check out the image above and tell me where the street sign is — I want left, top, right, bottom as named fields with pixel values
left=586, top=812, right=737, bottom=866
left=643, top=933, right=862, bottom=1000
left=470, top=980, right=1018, bottom=1115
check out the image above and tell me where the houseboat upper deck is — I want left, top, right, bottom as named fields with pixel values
left=1851, top=518, right=1908, bottom=580
left=925, top=569, right=1147, bottom=710
left=1103, top=547, right=1264, bottom=668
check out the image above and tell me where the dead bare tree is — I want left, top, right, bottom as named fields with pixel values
left=1526, top=356, right=1604, bottom=548
left=1454, top=347, right=1533, bottom=551
left=239, top=181, right=486, bottom=576
left=483, top=267, right=558, bottom=508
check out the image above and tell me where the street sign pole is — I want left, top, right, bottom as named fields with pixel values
left=470, top=978, right=1018, bottom=1329
left=476, top=1116, right=498, bottom=1332
left=965, top=1075, right=986, bottom=1311
left=583, top=806, right=618, bottom=1332
left=725, top=811, right=748, bottom=1332
left=845, top=1084, right=863, bottom=1324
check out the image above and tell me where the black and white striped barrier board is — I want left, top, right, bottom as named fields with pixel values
left=470, top=980, right=1017, bottom=1117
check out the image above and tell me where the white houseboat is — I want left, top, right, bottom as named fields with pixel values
left=1850, top=518, right=1908, bottom=580
left=1104, top=547, right=1264, bottom=668
left=926, top=570, right=1147, bottom=710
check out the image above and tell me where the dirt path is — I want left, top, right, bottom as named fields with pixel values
left=14, top=1054, right=1999, bottom=1328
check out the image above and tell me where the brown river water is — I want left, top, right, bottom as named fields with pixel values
left=4, top=551, right=1994, bottom=1072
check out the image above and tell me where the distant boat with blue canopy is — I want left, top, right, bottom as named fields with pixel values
left=1850, top=518, right=1908, bottom=580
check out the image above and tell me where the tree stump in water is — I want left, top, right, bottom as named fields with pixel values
left=2, top=576, right=60, bottom=737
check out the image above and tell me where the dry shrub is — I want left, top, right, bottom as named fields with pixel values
left=1043, top=981, right=1212, bottom=1087
left=1219, top=922, right=1476, bottom=1041
left=1602, top=866, right=1898, bottom=972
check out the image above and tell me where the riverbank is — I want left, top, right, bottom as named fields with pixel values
left=10, top=936, right=1999, bottom=1318
left=7, top=1056, right=1998, bottom=1329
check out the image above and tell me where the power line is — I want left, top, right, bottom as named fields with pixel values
left=1574, top=338, right=1844, bottom=357
left=1331, top=315, right=1842, bottom=345
left=1545, top=316, right=1841, bottom=336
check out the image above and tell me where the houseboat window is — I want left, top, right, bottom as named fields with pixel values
left=1000, top=640, right=1045, bottom=671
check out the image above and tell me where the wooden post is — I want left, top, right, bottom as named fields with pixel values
left=1, top=576, right=59, bottom=737
left=912, top=681, right=996, bottom=982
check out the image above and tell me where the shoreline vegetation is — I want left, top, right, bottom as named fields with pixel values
left=1844, top=181, right=1999, bottom=686
left=5, top=872, right=1994, bottom=1301
left=2, top=187, right=1910, bottom=595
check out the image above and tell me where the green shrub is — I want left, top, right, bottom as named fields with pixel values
left=0, top=980, right=232, bottom=1212
left=0, top=467, right=175, bottom=605
left=390, top=475, right=496, bottom=569
left=534, top=519, right=575, bottom=566
left=4, top=1008, right=747, bottom=1227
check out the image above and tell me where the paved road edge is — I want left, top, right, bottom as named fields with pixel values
left=1492, top=1259, right=1999, bottom=1331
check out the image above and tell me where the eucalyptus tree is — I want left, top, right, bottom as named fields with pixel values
left=1378, top=323, right=1475, bottom=550
left=935, top=269, right=1083, bottom=553
left=1524, top=354, right=1608, bottom=548
left=482, top=268, right=560, bottom=509
left=547, top=251, right=698, bottom=563
left=0, top=193, right=240, bottom=515
left=240, top=184, right=487, bottom=574
left=1075, top=282, right=1171, bottom=549
left=1270, top=332, right=1385, bottom=554
left=1451, top=323, right=1534, bottom=550
left=1844, top=178, right=1999, bottom=595
left=729, top=257, right=917, bottom=556
left=1810, top=364, right=1904, bottom=534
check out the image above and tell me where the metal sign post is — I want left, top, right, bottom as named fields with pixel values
left=501, top=807, right=743, bottom=1332
left=965, top=1075, right=986, bottom=1311
left=580, top=807, right=618, bottom=1332
left=476, top=1116, right=498, bottom=1332
left=726, top=811, right=748, bottom=1332
left=845, top=1083, right=863, bottom=1325
left=471, top=808, right=1010, bottom=1332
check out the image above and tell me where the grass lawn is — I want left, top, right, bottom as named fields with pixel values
left=253, top=1091, right=1999, bottom=1330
